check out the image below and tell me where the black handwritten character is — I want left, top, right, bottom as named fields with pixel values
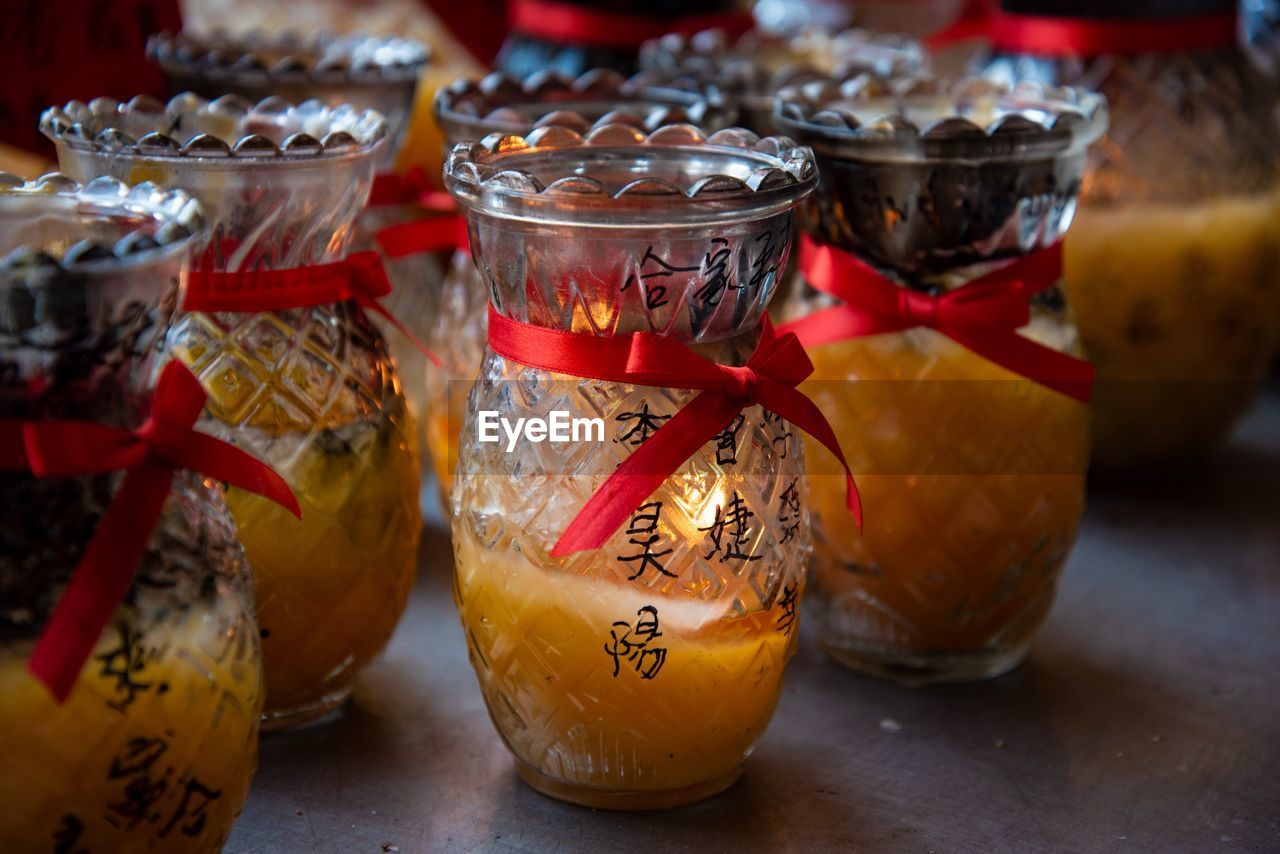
left=616, top=402, right=670, bottom=447
left=96, top=623, right=153, bottom=712
left=695, top=237, right=737, bottom=306
left=699, top=491, right=763, bottom=563
left=776, top=583, right=799, bottom=635
left=778, top=478, right=802, bottom=546
left=763, top=409, right=793, bottom=459
left=52, top=813, right=88, bottom=854
left=604, top=605, right=667, bottom=680
left=617, top=502, right=675, bottom=581
left=105, top=737, right=173, bottom=830
left=746, top=226, right=793, bottom=293
left=621, top=245, right=699, bottom=309
left=713, top=413, right=746, bottom=466
left=159, top=778, right=222, bottom=839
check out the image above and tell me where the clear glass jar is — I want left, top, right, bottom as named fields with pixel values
left=42, top=94, right=423, bottom=729
left=426, top=70, right=734, bottom=504
left=148, top=31, right=445, bottom=465
left=0, top=175, right=262, bottom=852
left=774, top=76, right=1106, bottom=683
left=982, top=0, right=1280, bottom=469
left=639, top=26, right=926, bottom=134
left=445, top=124, right=816, bottom=809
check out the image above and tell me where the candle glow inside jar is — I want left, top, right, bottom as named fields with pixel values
left=41, top=94, right=423, bottom=729
left=0, top=175, right=262, bottom=853
left=775, top=75, right=1106, bottom=683
left=425, top=70, right=733, bottom=504
left=445, top=123, right=817, bottom=809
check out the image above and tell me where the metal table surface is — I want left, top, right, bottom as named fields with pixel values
left=226, top=389, right=1280, bottom=854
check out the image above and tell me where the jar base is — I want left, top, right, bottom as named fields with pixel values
left=514, top=760, right=744, bottom=811
left=260, top=685, right=354, bottom=733
left=820, top=640, right=1029, bottom=686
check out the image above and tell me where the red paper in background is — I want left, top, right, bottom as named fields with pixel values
left=0, top=0, right=181, bottom=156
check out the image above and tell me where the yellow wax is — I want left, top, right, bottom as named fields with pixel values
left=226, top=418, right=421, bottom=719
left=0, top=605, right=261, bottom=853
left=804, top=327, right=1088, bottom=654
left=1064, top=194, right=1280, bottom=467
left=453, top=533, right=797, bottom=797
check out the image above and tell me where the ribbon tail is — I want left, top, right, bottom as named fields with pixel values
left=753, top=384, right=863, bottom=529
left=945, top=327, right=1095, bottom=403
left=177, top=433, right=302, bottom=518
left=26, top=466, right=175, bottom=702
left=552, top=393, right=744, bottom=557
left=360, top=298, right=444, bottom=369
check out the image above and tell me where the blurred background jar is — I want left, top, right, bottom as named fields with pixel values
left=775, top=75, right=1106, bottom=683
left=425, top=69, right=734, bottom=505
left=147, top=30, right=448, bottom=472
left=639, top=25, right=926, bottom=134
left=42, top=94, right=422, bottom=729
left=981, top=0, right=1280, bottom=470
left=497, top=0, right=752, bottom=79
left=754, top=0, right=976, bottom=40
left=0, top=175, right=262, bottom=852
left=445, top=124, right=816, bottom=808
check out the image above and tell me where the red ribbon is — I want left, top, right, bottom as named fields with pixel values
left=780, top=237, right=1093, bottom=403
left=0, top=362, right=300, bottom=702
left=376, top=215, right=470, bottom=260
left=487, top=305, right=861, bottom=556
left=506, top=0, right=754, bottom=50
left=185, top=251, right=443, bottom=368
left=369, top=169, right=468, bottom=259
left=927, top=9, right=1239, bottom=55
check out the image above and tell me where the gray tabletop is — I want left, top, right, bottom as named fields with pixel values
left=226, top=389, right=1280, bottom=854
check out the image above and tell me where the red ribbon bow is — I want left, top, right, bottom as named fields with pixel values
left=0, top=361, right=300, bottom=702
left=781, top=237, right=1093, bottom=403
left=369, top=168, right=468, bottom=260
left=185, top=251, right=443, bottom=368
left=506, top=0, right=754, bottom=49
left=487, top=305, right=861, bottom=556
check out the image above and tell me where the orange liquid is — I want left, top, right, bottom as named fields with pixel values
left=0, top=602, right=261, bottom=853
left=1064, top=194, right=1280, bottom=467
left=803, top=327, right=1088, bottom=669
left=453, top=533, right=798, bottom=804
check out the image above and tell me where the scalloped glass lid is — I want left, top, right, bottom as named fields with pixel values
left=149, top=30, right=430, bottom=84
left=40, top=93, right=388, bottom=159
left=434, top=69, right=728, bottom=140
left=775, top=75, right=1107, bottom=159
left=0, top=173, right=204, bottom=279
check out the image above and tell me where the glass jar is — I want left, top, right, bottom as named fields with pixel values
left=42, top=94, right=423, bottom=729
left=639, top=26, right=926, bottom=134
left=981, top=0, right=1280, bottom=469
left=774, top=76, right=1106, bottom=683
left=147, top=31, right=446, bottom=467
left=445, top=124, right=817, bottom=808
left=0, top=175, right=262, bottom=852
left=426, top=70, right=734, bottom=504
left=497, top=0, right=746, bottom=79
